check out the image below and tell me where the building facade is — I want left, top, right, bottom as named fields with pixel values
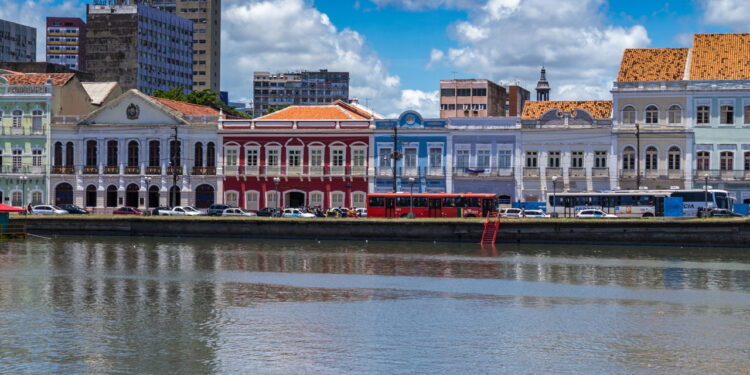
left=519, top=101, right=616, bottom=202
left=440, top=79, right=506, bottom=118
left=0, top=19, right=36, bottom=63
left=506, top=85, right=530, bottom=117
left=50, top=89, right=220, bottom=211
left=46, top=17, right=86, bottom=71
left=252, top=70, right=350, bottom=118
left=0, top=76, right=52, bottom=207
left=221, top=101, right=375, bottom=210
left=85, top=3, right=193, bottom=94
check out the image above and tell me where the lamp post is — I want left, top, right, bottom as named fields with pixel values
left=703, top=173, right=709, bottom=217
left=635, top=122, right=641, bottom=189
left=144, top=176, right=152, bottom=210
left=407, top=177, right=415, bottom=219
left=20, top=175, right=28, bottom=212
left=273, top=176, right=280, bottom=216
left=551, top=175, right=558, bottom=218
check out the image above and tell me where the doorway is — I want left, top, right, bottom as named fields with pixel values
left=85, top=185, right=97, bottom=207
left=429, top=198, right=442, bottom=217
left=286, top=191, right=305, bottom=208
left=195, top=184, right=215, bottom=208
left=385, top=197, right=396, bottom=218
left=125, top=184, right=139, bottom=207
left=148, top=186, right=159, bottom=208
left=55, top=183, right=73, bottom=205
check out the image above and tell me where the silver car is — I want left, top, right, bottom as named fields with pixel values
left=221, top=208, right=257, bottom=217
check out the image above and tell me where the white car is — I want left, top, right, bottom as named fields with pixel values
left=355, top=207, right=368, bottom=217
left=282, top=208, right=315, bottom=218
left=163, top=206, right=203, bottom=216
left=31, top=205, right=69, bottom=215
left=500, top=208, right=524, bottom=218
left=221, top=207, right=257, bottom=217
left=522, top=209, right=549, bottom=218
left=576, top=209, right=617, bottom=218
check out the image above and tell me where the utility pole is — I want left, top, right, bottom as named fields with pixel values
left=171, top=127, right=179, bottom=207
left=635, top=122, right=641, bottom=189
left=391, top=126, right=400, bottom=192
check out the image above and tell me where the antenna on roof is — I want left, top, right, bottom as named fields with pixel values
left=365, top=98, right=370, bottom=108
left=451, top=71, right=458, bottom=80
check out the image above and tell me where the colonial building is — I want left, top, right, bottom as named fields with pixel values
left=612, top=48, right=694, bottom=191
left=519, top=101, right=615, bottom=201
left=50, top=89, right=220, bottom=211
left=220, top=101, right=376, bottom=210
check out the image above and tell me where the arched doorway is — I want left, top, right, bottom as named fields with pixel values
left=125, top=184, right=139, bottom=207
left=285, top=191, right=305, bottom=208
left=169, top=186, right=181, bottom=207
left=85, top=185, right=97, bottom=207
left=195, top=184, right=214, bottom=208
left=55, top=183, right=73, bottom=205
left=148, top=186, right=159, bottom=208
left=106, top=185, right=118, bottom=207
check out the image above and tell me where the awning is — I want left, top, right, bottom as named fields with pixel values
left=0, top=203, right=25, bottom=213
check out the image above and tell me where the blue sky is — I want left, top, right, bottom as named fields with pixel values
left=2, top=0, right=748, bottom=116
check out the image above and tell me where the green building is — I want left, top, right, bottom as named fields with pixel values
left=0, top=76, right=52, bottom=207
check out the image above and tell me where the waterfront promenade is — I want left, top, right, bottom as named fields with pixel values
left=11, top=216, right=750, bottom=247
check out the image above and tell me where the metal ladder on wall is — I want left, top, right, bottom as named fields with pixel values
left=480, top=212, right=501, bottom=245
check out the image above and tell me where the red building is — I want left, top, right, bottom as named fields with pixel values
left=220, top=101, right=378, bottom=210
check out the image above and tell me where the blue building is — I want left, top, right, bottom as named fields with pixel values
left=371, top=111, right=449, bottom=193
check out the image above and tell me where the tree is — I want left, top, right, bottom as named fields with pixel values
left=263, top=105, right=288, bottom=116
left=152, top=87, right=187, bottom=102
left=152, top=87, right=252, bottom=119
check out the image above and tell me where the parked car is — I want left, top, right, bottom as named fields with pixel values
left=162, top=206, right=203, bottom=216
left=207, top=204, right=231, bottom=216
left=576, top=209, right=617, bottom=218
left=522, top=209, right=549, bottom=218
left=58, top=204, right=89, bottom=215
left=256, top=207, right=280, bottom=217
left=221, top=207, right=257, bottom=217
left=31, top=205, right=69, bottom=215
left=500, top=208, right=524, bottom=218
left=355, top=207, right=368, bottom=217
left=282, top=208, right=316, bottom=218
left=706, top=208, right=745, bottom=218
left=113, top=206, right=144, bottom=215
left=151, top=206, right=172, bottom=216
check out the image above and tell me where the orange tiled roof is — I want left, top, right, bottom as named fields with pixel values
left=617, top=48, right=688, bottom=82
left=522, top=100, right=612, bottom=119
left=152, top=97, right=220, bottom=116
left=258, top=100, right=372, bottom=120
left=0, top=72, right=75, bottom=86
left=689, top=33, right=750, bottom=80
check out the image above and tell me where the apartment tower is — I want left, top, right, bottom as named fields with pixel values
left=439, top=79, right=507, bottom=118
left=252, top=70, right=350, bottom=118
left=46, top=17, right=86, bottom=71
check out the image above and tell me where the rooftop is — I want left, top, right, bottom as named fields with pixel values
left=257, top=100, right=377, bottom=120
left=0, top=72, right=75, bottom=86
left=82, top=82, right=118, bottom=105
left=522, top=100, right=612, bottom=119
left=152, top=97, right=220, bottom=116
left=616, top=48, right=688, bottom=82
left=689, top=33, right=750, bottom=80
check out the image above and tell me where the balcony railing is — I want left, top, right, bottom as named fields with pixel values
left=547, top=167, right=562, bottom=177
left=83, top=166, right=98, bottom=174
left=265, top=165, right=281, bottom=176
left=592, top=168, right=609, bottom=178
left=0, top=165, right=46, bottom=174
left=146, top=166, right=161, bottom=175
left=167, top=166, right=183, bottom=175
left=125, top=166, right=140, bottom=174
left=104, top=165, right=119, bottom=174
left=330, top=165, right=345, bottom=176
left=191, top=166, right=216, bottom=175
left=225, top=166, right=239, bottom=176
left=667, top=170, right=682, bottom=179
left=51, top=166, right=75, bottom=174
left=696, top=169, right=750, bottom=181
left=523, top=167, right=540, bottom=177
left=452, top=167, right=513, bottom=177
left=286, top=165, right=303, bottom=176
left=568, top=168, right=586, bottom=178
left=350, top=165, right=367, bottom=176
left=244, top=165, right=260, bottom=176
left=402, top=167, right=419, bottom=177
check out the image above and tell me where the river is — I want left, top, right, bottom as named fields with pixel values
left=1, top=236, right=749, bottom=374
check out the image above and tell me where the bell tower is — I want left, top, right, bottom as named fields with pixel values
left=535, top=66, right=550, bottom=101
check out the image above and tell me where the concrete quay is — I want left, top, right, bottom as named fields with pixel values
left=10, top=216, right=750, bottom=247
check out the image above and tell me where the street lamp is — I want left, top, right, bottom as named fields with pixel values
left=273, top=176, right=281, bottom=215
left=20, top=176, right=28, bottom=212
left=144, top=176, right=152, bottom=209
left=551, top=175, right=558, bottom=218
left=703, top=173, right=709, bottom=217
left=407, top=177, right=415, bottom=219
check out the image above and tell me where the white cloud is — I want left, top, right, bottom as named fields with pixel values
left=426, top=48, right=444, bottom=69
left=0, top=0, right=81, bottom=61
left=391, top=89, right=439, bottom=118
left=444, top=0, right=650, bottom=101
left=369, top=0, right=483, bottom=11
left=702, top=0, right=750, bottom=31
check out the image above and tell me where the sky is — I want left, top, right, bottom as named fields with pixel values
left=1, top=0, right=748, bottom=117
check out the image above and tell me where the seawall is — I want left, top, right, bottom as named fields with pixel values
left=11, top=216, right=750, bottom=247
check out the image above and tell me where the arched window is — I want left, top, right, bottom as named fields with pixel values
left=622, top=106, right=636, bottom=124
left=206, top=142, right=216, bottom=168
left=149, top=140, right=160, bottom=167
left=125, top=183, right=139, bottom=207
left=645, top=146, right=658, bottom=170
left=667, top=105, right=681, bottom=124
left=65, top=142, right=74, bottom=167
left=622, top=147, right=635, bottom=170
left=194, top=142, right=203, bottom=167
left=265, top=190, right=278, bottom=209
left=309, top=191, right=324, bottom=208
left=225, top=190, right=238, bottom=207
left=169, top=186, right=181, bottom=207
left=170, top=140, right=181, bottom=165
left=31, top=109, right=43, bottom=134
left=645, top=105, right=658, bottom=124
left=53, top=142, right=63, bottom=167
left=31, top=191, right=42, bottom=206
left=148, top=185, right=159, bottom=208
left=668, top=147, right=681, bottom=170
left=11, top=191, right=22, bottom=206
left=697, top=151, right=710, bottom=171
left=86, top=185, right=97, bottom=207
left=11, top=109, right=22, bottom=128
left=330, top=191, right=345, bottom=208
left=720, top=151, right=734, bottom=171
left=86, top=140, right=97, bottom=167
left=106, top=140, right=118, bottom=166
left=127, top=141, right=139, bottom=167
left=351, top=191, right=366, bottom=208
left=245, top=190, right=259, bottom=211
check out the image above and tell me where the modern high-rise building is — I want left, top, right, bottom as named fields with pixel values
left=252, top=70, right=350, bottom=118
left=46, top=17, right=86, bottom=71
left=439, top=79, right=507, bottom=118
left=0, top=19, right=36, bottom=62
left=143, top=0, right=222, bottom=93
left=85, top=3, right=193, bottom=94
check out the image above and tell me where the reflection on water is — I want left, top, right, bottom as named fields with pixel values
left=1, top=237, right=750, bottom=374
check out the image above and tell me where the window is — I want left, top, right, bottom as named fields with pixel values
left=128, top=141, right=139, bottom=167
left=149, top=140, right=160, bottom=167
left=571, top=151, right=584, bottom=168
left=622, top=147, right=635, bottom=170
left=745, top=106, right=750, bottom=125
left=266, top=191, right=278, bottom=208
left=548, top=151, right=560, bottom=168
left=697, top=105, right=710, bottom=124
left=472, top=88, right=487, bottom=96
left=225, top=191, right=239, bottom=207
left=667, top=105, right=681, bottom=124
left=525, top=151, right=537, bottom=168
left=206, top=143, right=215, bottom=168
left=12, top=149, right=22, bottom=171
left=498, top=150, right=511, bottom=168
left=403, top=148, right=417, bottom=169
left=86, top=140, right=97, bottom=166
left=668, top=147, right=680, bottom=170
left=266, top=148, right=279, bottom=166
left=310, top=148, right=323, bottom=167
left=11, top=191, right=21, bottom=207
left=309, top=191, right=323, bottom=208
left=31, top=191, right=42, bottom=206
left=429, top=147, right=442, bottom=169
left=645, top=105, right=658, bottom=124
left=720, top=151, right=734, bottom=171
left=287, top=149, right=301, bottom=166
left=595, top=151, right=607, bottom=168
left=225, top=148, right=238, bottom=166
left=32, top=110, right=43, bottom=133
left=645, top=147, right=658, bottom=170
left=622, top=106, right=636, bottom=124
left=697, top=151, right=710, bottom=171
left=54, top=142, right=63, bottom=167
left=245, top=191, right=259, bottom=211
left=194, top=142, right=203, bottom=167
left=32, top=149, right=42, bottom=167
left=456, top=149, right=469, bottom=168
left=477, top=149, right=491, bottom=168
left=379, top=148, right=391, bottom=168
left=106, top=140, right=118, bottom=166
left=352, top=192, right=366, bottom=208
left=440, top=88, right=455, bottom=97
left=246, top=148, right=258, bottom=166
left=331, top=149, right=345, bottom=166
left=331, top=192, right=345, bottom=207
left=170, top=140, right=181, bottom=165
left=745, top=152, right=750, bottom=171
left=352, top=149, right=366, bottom=167
left=12, top=110, right=22, bottom=128
left=721, top=105, right=734, bottom=124
left=456, top=88, right=471, bottom=96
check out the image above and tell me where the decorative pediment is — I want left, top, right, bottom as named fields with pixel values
left=79, top=89, right=187, bottom=126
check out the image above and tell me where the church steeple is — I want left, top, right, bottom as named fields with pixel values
left=535, top=66, right=550, bottom=101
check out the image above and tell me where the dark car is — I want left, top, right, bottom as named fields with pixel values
left=113, top=206, right=144, bottom=215
left=256, top=207, right=280, bottom=217
left=58, top=204, right=89, bottom=215
left=708, top=208, right=745, bottom=218
left=207, top=204, right=231, bottom=216
left=152, top=206, right=172, bottom=216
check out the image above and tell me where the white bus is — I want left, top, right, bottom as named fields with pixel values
left=546, top=189, right=733, bottom=218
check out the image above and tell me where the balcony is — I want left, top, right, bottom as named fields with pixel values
left=350, top=165, right=367, bottom=176
left=329, top=165, right=345, bottom=176
left=720, top=169, right=736, bottom=180
left=620, top=169, right=636, bottom=178
left=568, top=168, right=586, bottom=178
left=83, top=165, right=98, bottom=174
left=592, top=168, right=609, bottom=178
left=191, top=166, right=216, bottom=175
left=146, top=166, right=161, bottom=175
left=51, top=166, right=75, bottom=174
left=265, top=165, right=281, bottom=176
left=644, top=170, right=660, bottom=179
left=286, top=165, right=303, bottom=176
left=104, top=166, right=119, bottom=174
left=667, top=170, right=682, bottom=179
left=167, top=166, right=183, bottom=175
left=125, top=166, right=140, bottom=175
left=546, top=167, right=562, bottom=178
left=453, top=167, right=513, bottom=178
left=308, top=165, right=323, bottom=176
left=523, top=167, right=540, bottom=177
left=426, top=167, right=444, bottom=177
left=377, top=167, right=393, bottom=177
left=402, top=167, right=419, bottom=177
left=244, top=165, right=260, bottom=176
left=10, top=127, right=23, bottom=135
left=224, top=165, right=239, bottom=176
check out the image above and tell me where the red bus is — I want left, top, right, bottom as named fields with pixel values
left=367, top=192, right=498, bottom=218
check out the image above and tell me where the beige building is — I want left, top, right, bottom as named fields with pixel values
left=177, top=0, right=221, bottom=92
left=440, top=79, right=506, bottom=118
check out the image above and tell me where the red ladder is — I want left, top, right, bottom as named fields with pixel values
left=480, top=212, right=501, bottom=245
